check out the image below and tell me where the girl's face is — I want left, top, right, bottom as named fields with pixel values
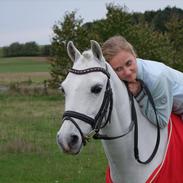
left=109, top=50, right=137, bottom=82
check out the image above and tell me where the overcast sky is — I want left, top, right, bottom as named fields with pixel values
left=1, top=0, right=183, bottom=47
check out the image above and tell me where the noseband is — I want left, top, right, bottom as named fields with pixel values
left=62, top=66, right=160, bottom=164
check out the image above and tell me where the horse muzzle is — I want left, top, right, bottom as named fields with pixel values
left=57, top=126, right=83, bottom=155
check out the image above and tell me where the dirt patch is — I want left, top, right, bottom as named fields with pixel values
left=0, top=72, right=50, bottom=84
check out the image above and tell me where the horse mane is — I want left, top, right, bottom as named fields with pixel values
left=82, top=50, right=92, bottom=60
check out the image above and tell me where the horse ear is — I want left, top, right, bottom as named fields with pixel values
left=90, top=40, right=103, bottom=61
left=67, top=41, right=81, bottom=62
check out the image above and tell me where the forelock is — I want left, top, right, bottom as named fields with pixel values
left=82, top=50, right=93, bottom=60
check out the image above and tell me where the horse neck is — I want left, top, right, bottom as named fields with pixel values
left=99, top=65, right=136, bottom=179
left=100, top=64, right=165, bottom=182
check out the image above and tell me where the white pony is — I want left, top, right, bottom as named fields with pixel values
left=57, top=41, right=168, bottom=183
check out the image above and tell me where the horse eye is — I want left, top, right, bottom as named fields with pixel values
left=59, top=86, right=65, bottom=94
left=61, top=88, right=65, bottom=94
left=91, top=85, right=102, bottom=94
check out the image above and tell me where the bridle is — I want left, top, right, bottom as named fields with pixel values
left=62, top=66, right=114, bottom=144
left=62, top=66, right=160, bottom=164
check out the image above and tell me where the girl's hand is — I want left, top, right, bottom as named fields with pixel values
left=127, top=80, right=142, bottom=96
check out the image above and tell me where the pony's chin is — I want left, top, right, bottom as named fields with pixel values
left=58, top=142, right=83, bottom=155
left=62, top=146, right=82, bottom=155
left=64, top=149, right=81, bottom=155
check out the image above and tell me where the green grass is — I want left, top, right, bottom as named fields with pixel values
left=0, top=57, right=51, bottom=84
left=0, top=57, right=50, bottom=73
left=0, top=95, right=107, bottom=183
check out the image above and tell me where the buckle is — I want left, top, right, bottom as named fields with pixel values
left=85, top=130, right=97, bottom=140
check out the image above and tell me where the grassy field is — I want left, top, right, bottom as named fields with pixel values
left=0, top=57, right=50, bottom=73
left=0, top=95, right=107, bottom=183
left=0, top=57, right=51, bottom=84
left=0, top=57, right=107, bottom=182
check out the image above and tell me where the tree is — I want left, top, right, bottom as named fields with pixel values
left=2, top=46, right=9, bottom=57
left=102, top=3, right=133, bottom=41
left=40, top=45, right=51, bottom=56
left=165, top=15, right=183, bottom=70
left=2, top=41, right=40, bottom=57
left=49, top=5, right=183, bottom=87
left=23, top=42, right=39, bottom=56
left=49, top=11, right=85, bottom=88
left=129, top=24, right=172, bottom=65
left=8, top=42, right=23, bottom=56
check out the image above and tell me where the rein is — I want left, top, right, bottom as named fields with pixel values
left=62, top=66, right=160, bottom=164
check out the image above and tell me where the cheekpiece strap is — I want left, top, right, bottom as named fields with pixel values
left=69, top=67, right=110, bottom=78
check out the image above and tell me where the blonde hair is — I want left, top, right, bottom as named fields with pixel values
left=102, top=35, right=137, bottom=62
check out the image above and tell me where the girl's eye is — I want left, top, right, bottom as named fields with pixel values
left=115, top=66, right=123, bottom=72
left=126, top=60, right=132, bottom=66
left=91, top=85, right=102, bottom=94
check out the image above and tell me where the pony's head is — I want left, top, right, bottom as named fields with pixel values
left=57, top=41, right=112, bottom=154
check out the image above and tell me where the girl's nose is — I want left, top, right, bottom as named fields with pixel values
left=123, top=68, right=131, bottom=77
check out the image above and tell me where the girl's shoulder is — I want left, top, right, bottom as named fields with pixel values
left=137, top=58, right=167, bottom=74
left=137, top=58, right=168, bottom=90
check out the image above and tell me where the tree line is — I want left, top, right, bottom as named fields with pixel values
left=2, top=41, right=51, bottom=57
left=49, top=4, right=183, bottom=88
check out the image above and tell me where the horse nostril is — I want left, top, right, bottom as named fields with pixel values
left=69, top=134, right=79, bottom=146
left=57, top=133, right=59, bottom=139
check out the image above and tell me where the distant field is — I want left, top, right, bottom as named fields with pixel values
left=0, top=72, right=50, bottom=84
left=0, top=57, right=51, bottom=84
left=0, top=57, right=50, bottom=73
